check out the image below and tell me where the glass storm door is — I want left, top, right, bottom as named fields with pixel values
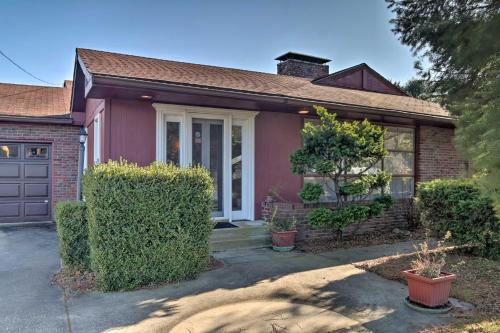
left=192, top=118, right=224, bottom=217
left=157, top=105, right=256, bottom=221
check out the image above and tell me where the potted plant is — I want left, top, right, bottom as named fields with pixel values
left=402, top=231, right=456, bottom=307
left=267, top=207, right=297, bottom=252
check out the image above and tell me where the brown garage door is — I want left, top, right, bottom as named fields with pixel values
left=0, top=143, right=51, bottom=223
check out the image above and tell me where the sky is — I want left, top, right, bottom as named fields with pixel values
left=0, top=0, right=420, bottom=87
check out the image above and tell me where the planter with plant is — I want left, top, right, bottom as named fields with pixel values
left=267, top=207, right=297, bottom=251
left=402, top=231, right=456, bottom=308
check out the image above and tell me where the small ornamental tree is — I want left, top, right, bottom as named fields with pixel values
left=290, top=106, right=394, bottom=237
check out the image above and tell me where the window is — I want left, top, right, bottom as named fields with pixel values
left=25, top=146, right=48, bottom=159
left=166, top=121, right=180, bottom=165
left=93, top=114, right=101, bottom=164
left=0, top=144, right=20, bottom=159
left=384, top=127, right=415, bottom=198
left=232, top=125, right=242, bottom=210
left=303, top=121, right=415, bottom=200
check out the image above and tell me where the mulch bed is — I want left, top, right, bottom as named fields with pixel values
left=298, top=228, right=426, bottom=253
left=354, top=249, right=500, bottom=332
left=53, top=256, right=224, bottom=294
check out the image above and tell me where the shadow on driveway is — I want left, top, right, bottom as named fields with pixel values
left=0, top=225, right=452, bottom=333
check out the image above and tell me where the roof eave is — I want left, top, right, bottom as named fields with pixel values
left=89, top=74, right=455, bottom=125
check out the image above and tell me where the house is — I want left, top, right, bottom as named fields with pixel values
left=1, top=49, right=466, bottom=232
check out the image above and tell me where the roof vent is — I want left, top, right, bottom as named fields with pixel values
left=275, top=52, right=330, bottom=80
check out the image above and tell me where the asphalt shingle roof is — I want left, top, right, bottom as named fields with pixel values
left=0, top=81, right=72, bottom=118
left=77, top=48, right=450, bottom=119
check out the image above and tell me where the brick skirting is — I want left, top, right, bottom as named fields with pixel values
left=261, top=200, right=408, bottom=243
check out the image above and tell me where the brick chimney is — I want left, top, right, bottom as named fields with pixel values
left=276, top=52, right=330, bottom=80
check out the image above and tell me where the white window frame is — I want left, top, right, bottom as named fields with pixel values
left=154, top=103, right=258, bottom=221
left=93, top=113, right=101, bottom=164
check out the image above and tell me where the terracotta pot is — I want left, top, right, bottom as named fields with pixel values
left=271, top=230, right=296, bottom=251
left=402, top=269, right=456, bottom=307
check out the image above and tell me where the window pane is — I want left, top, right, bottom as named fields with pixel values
left=25, top=146, right=48, bottom=159
left=232, top=126, right=242, bottom=211
left=384, top=152, right=414, bottom=175
left=166, top=122, right=180, bottom=166
left=192, top=122, right=202, bottom=166
left=0, top=144, right=20, bottom=159
left=349, top=160, right=382, bottom=175
left=385, top=127, right=414, bottom=151
left=390, top=177, right=414, bottom=198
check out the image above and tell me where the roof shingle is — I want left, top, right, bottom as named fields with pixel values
left=0, top=81, right=72, bottom=118
left=77, top=48, right=450, bottom=118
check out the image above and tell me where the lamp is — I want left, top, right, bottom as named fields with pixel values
left=79, top=127, right=88, bottom=144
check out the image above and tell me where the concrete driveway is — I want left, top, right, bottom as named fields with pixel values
left=0, top=225, right=451, bottom=333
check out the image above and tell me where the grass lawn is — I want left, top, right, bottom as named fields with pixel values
left=354, top=250, right=499, bottom=333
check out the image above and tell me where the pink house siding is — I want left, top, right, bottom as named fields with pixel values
left=254, top=111, right=303, bottom=218
left=86, top=99, right=156, bottom=166
left=107, top=99, right=156, bottom=165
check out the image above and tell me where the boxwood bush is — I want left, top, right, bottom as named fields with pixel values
left=55, top=201, right=90, bottom=271
left=417, top=179, right=499, bottom=259
left=82, top=161, right=214, bottom=291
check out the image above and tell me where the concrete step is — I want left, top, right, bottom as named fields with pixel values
left=210, top=221, right=271, bottom=252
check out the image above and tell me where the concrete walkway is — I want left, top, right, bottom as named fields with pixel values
left=0, top=225, right=451, bottom=333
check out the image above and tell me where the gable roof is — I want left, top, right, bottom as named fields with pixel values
left=76, top=48, right=450, bottom=119
left=313, top=63, right=408, bottom=96
left=0, top=81, right=72, bottom=119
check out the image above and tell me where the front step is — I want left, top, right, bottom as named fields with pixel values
left=210, top=220, right=271, bottom=252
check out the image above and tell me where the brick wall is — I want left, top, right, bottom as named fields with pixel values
left=0, top=122, right=81, bottom=216
left=277, top=59, right=329, bottom=79
left=418, top=126, right=467, bottom=181
left=262, top=200, right=407, bottom=243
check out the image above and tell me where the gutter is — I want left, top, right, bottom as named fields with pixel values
left=0, top=115, right=74, bottom=125
left=90, top=74, right=455, bottom=125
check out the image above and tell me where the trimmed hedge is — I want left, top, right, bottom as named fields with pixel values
left=417, top=179, right=499, bottom=259
left=55, top=201, right=90, bottom=271
left=82, top=161, right=214, bottom=291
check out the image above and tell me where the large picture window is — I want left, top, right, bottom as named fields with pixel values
left=304, top=120, right=415, bottom=200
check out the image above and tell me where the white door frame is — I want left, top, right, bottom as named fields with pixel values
left=154, top=103, right=258, bottom=221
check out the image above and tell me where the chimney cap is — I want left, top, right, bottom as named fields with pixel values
left=275, top=52, right=331, bottom=64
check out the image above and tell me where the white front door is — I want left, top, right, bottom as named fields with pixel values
left=155, top=104, right=257, bottom=221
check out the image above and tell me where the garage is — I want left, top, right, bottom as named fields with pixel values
left=0, top=143, right=52, bottom=223
left=0, top=81, right=81, bottom=224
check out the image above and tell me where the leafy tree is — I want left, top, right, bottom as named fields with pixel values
left=290, top=106, right=394, bottom=237
left=387, top=0, right=500, bottom=214
left=396, top=78, right=434, bottom=100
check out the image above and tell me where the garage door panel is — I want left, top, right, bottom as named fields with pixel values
left=24, top=183, right=49, bottom=197
left=0, top=202, right=20, bottom=217
left=24, top=164, right=49, bottom=178
left=0, top=163, right=20, bottom=178
left=25, top=202, right=49, bottom=217
left=0, top=183, right=20, bottom=197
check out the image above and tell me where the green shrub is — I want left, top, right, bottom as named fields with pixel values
left=82, top=161, right=214, bottom=291
left=417, top=179, right=499, bottom=259
left=307, top=195, right=394, bottom=236
left=299, top=183, right=323, bottom=202
left=55, top=201, right=89, bottom=271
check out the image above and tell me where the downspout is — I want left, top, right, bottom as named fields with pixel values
left=77, top=127, right=88, bottom=201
